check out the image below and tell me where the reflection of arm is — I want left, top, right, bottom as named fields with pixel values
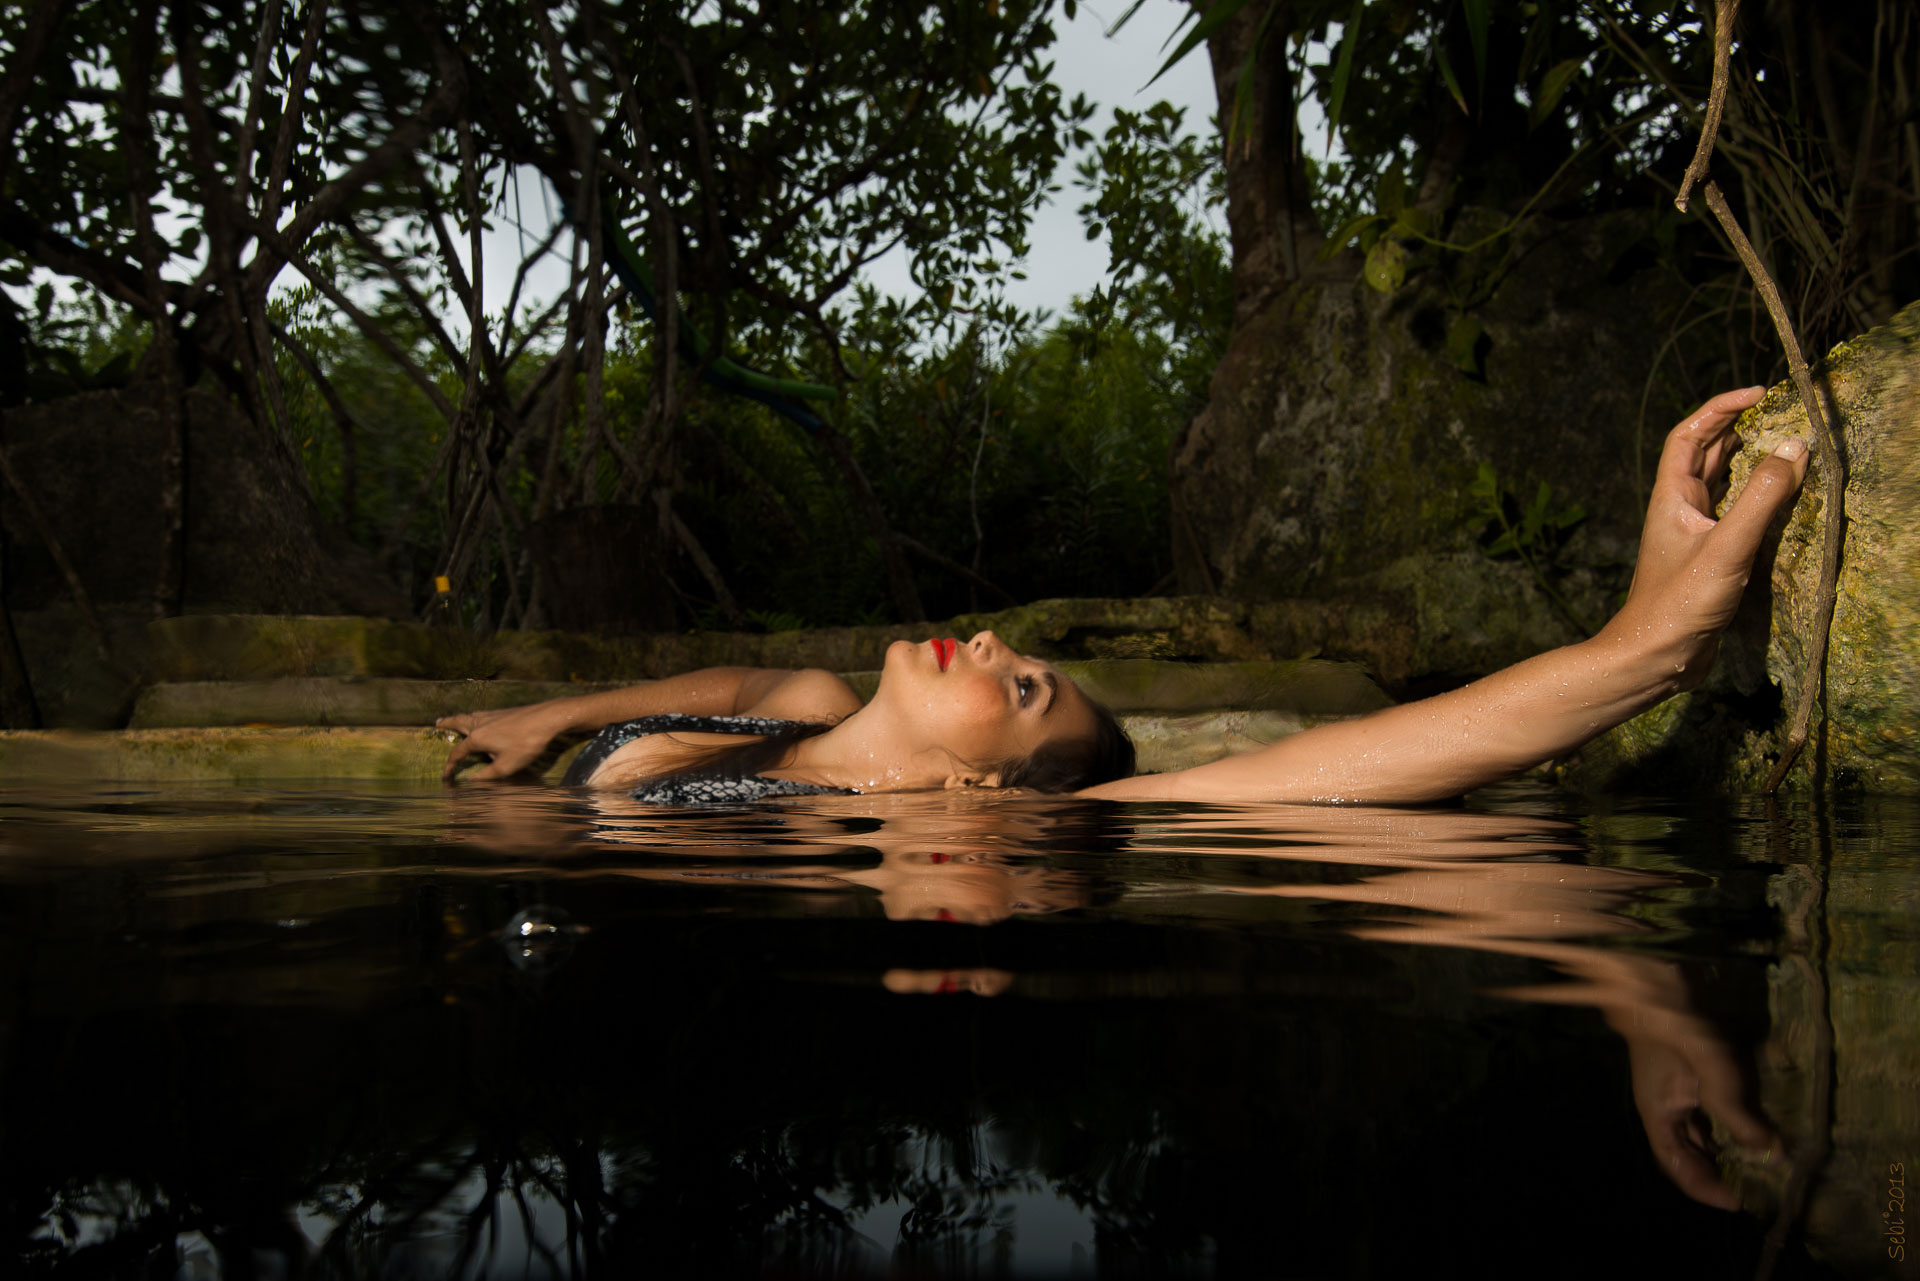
left=1231, top=860, right=1779, bottom=1209
left=1086, top=391, right=1808, bottom=805
left=440, top=668, right=861, bottom=781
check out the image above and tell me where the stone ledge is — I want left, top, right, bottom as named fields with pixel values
left=143, top=599, right=1277, bottom=684
left=126, top=659, right=1389, bottom=729
left=0, top=710, right=1344, bottom=785
left=129, top=679, right=626, bottom=729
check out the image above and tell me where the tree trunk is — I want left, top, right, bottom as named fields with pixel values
left=1207, top=0, right=1328, bottom=327
left=1169, top=0, right=1696, bottom=691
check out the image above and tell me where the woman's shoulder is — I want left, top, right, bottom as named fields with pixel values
left=742, top=668, right=863, bottom=722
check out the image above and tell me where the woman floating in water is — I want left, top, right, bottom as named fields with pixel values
left=441, top=389, right=1809, bottom=804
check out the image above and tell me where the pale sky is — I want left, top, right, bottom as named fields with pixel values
left=472, top=0, right=1227, bottom=332
left=860, top=0, right=1226, bottom=319
left=21, top=2, right=1231, bottom=341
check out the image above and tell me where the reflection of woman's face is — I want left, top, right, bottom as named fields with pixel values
left=844, top=850, right=1088, bottom=924
left=868, top=631, right=1099, bottom=784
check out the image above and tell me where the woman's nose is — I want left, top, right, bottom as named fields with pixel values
left=968, top=631, right=1004, bottom=662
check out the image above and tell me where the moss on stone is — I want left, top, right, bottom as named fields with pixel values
left=1574, top=300, right=1920, bottom=794
left=0, top=727, right=453, bottom=783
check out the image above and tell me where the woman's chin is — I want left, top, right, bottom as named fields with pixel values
left=879, top=638, right=918, bottom=678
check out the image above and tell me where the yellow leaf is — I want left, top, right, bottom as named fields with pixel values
left=1363, top=239, right=1408, bottom=294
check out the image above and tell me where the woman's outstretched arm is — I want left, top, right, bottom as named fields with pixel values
left=1081, top=389, right=1810, bottom=804
left=438, top=667, right=861, bottom=781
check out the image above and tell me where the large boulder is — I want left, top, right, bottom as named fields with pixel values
left=1171, top=209, right=1689, bottom=608
left=1, top=384, right=406, bottom=618
left=1570, top=300, right=1920, bottom=793
left=2, top=383, right=408, bottom=725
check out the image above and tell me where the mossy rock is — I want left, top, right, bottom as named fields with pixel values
left=1572, top=300, right=1920, bottom=794
left=1171, top=208, right=1680, bottom=601
left=142, top=598, right=1291, bottom=687
left=0, top=704, right=1362, bottom=785
left=1716, top=819, right=1920, bottom=1272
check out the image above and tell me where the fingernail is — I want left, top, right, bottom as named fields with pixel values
left=1773, top=438, right=1807, bottom=460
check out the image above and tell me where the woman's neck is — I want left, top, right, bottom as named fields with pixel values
left=778, top=705, right=944, bottom=793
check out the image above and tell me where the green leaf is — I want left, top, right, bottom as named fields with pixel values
left=1320, top=212, right=1383, bottom=259
left=1376, top=165, right=1406, bottom=216
left=1462, top=0, right=1491, bottom=105
left=1471, top=461, right=1499, bottom=507
left=1531, top=58, right=1583, bottom=128
left=1521, top=481, right=1551, bottom=539
left=1226, top=0, right=1284, bottom=154
left=1064, top=0, right=1078, bottom=20
left=1362, top=237, right=1407, bottom=293
left=1105, top=0, right=1147, bottom=34
left=1486, top=530, right=1518, bottom=555
left=1147, top=0, right=1256, bottom=89
left=1326, top=0, right=1366, bottom=150
left=1434, top=42, right=1469, bottom=115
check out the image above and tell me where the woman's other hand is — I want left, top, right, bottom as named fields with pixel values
left=438, top=703, right=574, bottom=781
left=1602, top=387, right=1809, bottom=688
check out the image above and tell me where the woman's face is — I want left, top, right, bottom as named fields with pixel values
left=871, top=630, right=1100, bottom=786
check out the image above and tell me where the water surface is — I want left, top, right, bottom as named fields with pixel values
left=2, top=782, right=1913, bottom=1278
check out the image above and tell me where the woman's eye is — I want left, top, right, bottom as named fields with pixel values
left=1016, top=676, right=1035, bottom=705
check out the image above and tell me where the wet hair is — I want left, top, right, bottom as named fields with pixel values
left=993, top=695, right=1136, bottom=793
left=620, top=695, right=1136, bottom=797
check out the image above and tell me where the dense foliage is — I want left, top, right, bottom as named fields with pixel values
left=2, top=0, right=1910, bottom=641
left=3, top=0, right=1222, bottom=633
left=1162, top=0, right=1915, bottom=385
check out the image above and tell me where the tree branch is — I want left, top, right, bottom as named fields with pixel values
left=657, top=489, right=748, bottom=628
left=1674, top=0, right=1736, bottom=213
left=897, top=533, right=1018, bottom=608
left=243, top=214, right=460, bottom=422
left=1697, top=181, right=1848, bottom=793
left=0, top=0, right=64, bottom=180
left=123, top=0, right=187, bottom=619
left=0, top=435, right=114, bottom=667
left=231, top=0, right=282, bottom=208
left=268, top=318, right=361, bottom=529
left=243, top=36, right=466, bottom=296
left=0, top=200, right=165, bottom=317
left=1669, top=0, right=1848, bottom=791
left=261, top=0, right=329, bottom=230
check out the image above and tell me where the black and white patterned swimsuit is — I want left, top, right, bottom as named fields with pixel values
left=560, top=713, right=856, bottom=805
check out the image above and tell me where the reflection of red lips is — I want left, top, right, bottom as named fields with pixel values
left=931, top=638, right=955, bottom=671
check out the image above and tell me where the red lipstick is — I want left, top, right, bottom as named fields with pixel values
left=931, top=638, right=955, bottom=671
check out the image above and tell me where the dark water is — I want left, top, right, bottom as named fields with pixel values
left=1, top=781, right=1914, bottom=1279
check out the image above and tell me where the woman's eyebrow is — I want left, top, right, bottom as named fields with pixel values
left=1040, top=671, right=1058, bottom=715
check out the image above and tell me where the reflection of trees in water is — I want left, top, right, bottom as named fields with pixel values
left=11, top=1030, right=1222, bottom=1276
left=8, top=790, right=1912, bottom=1276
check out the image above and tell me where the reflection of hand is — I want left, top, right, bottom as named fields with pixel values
left=1624, top=1022, right=1781, bottom=1211
left=437, top=704, right=573, bottom=781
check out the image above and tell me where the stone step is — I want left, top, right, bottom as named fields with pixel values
left=128, top=678, right=625, bottom=729
left=0, top=710, right=1335, bottom=784
left=143, top=598, right=1278, bottom=684
left=126, top=659, right=1390, bottom=729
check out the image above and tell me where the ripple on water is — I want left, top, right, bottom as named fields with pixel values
left=0, top=778, right=1903, bottom=1278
